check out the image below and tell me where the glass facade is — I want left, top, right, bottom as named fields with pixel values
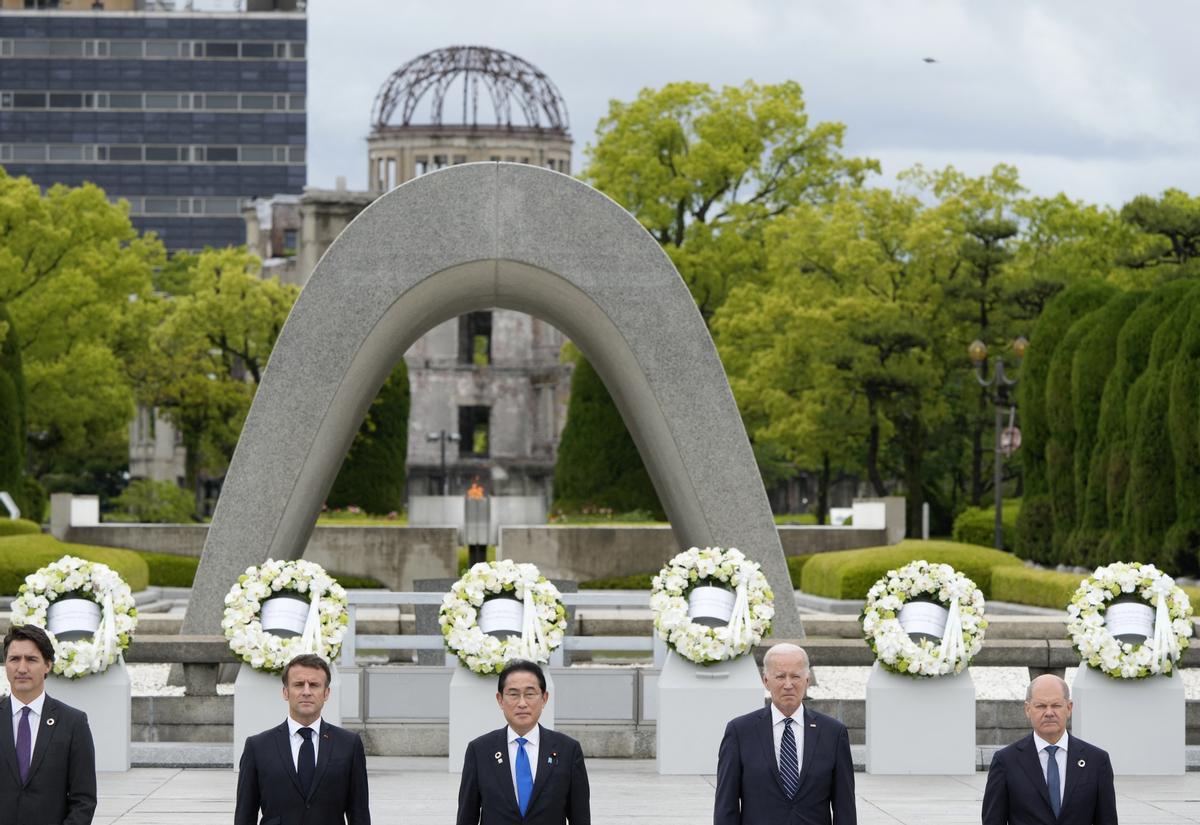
left=0, top=11, right=306, bottom=250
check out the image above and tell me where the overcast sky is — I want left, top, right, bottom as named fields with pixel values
left=308, top=1, right=1199, bottom=207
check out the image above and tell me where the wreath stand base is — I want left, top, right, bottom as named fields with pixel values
left=448, top=663, right=556, bottom=774
left=865, top=662, right=974, bottom=775
left=232, top=663, right=343, bottom=771
left=1072, top=664, right=1184, bottom=775
left=49, top=659, right=130, bottom=772
left=655, top=650, right=762, bottom=775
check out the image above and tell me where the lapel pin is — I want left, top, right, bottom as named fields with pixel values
left=45, top=718, right=55, bottom=726
left=1078, top=759, right=1086, bottom=767
left=809, top=723, right=816, bottom=728
left=494, top=751, right=503, bottom=764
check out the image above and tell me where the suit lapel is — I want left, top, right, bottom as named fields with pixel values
left=492, top=728, right=521, bottom=816
left=0, top=697, right=18, bottom=786
left=1015, top=734, right=1054, bottom=815
left=525, top=725, right=558, bottom=814
left=1060, top=736, right=1085, bottom=814
left=795, top=706, right=819, bottom=795
left=272, top=721, right=305, bottom=798
left=753, top=707, right=786, bottom=798
left=307, top=720, right=335, bottom=801
left=26, top=696, right=61, bottom=783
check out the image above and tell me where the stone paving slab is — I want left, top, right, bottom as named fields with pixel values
left=93, top=759, right=1200, bottom=824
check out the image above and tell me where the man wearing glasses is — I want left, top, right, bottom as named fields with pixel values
left=456, top=659, right=590, bottom=825
left=714, top=642, right=857, bottom=825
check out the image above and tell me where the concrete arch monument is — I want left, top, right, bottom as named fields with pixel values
left=182, top=163, right=803, bottom=638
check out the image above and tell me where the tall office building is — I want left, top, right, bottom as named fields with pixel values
left=0, top=0, right=306, bottom=251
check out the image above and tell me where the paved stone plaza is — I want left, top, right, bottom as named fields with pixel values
left=94, top=758, right=1200, bottom=824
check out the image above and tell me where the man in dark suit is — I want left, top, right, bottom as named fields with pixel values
left=715, top=642, right=856, bottom=825
left=983, top=673, right=1117, bottom=825
left=457, top=659, right=589, bottom=825
left=0, top=624, right=96, bottom=825
left=235, top=653, right=370, bottom=825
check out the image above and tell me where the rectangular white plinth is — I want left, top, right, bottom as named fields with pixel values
left=233, top=664, right=342, bottom=770
left=1071, top=663, right=1184, bottom=775
left=48, top=659, right=130, bottom=772
left=448, top=664, right=555, bottom=773
left=865, top=662, right=975, bottom=774
left=656, top=651, right=764, bottom=775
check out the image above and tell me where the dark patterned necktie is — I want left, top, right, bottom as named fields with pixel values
left=16, top=707, right=31, bottom=784
left=297, top=727, right=315, bottom=795
left=1045, top=744, right=1061, bottom=816
left=779, top=717, right=800, bottom=798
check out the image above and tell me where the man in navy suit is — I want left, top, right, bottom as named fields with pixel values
left=714, top=642, right=856, bottom=825
left=983, top=673, right=1117, bottom=825
left=456, top=659, right=590, bottom=825
left=0, top=624, right=96, bottom=825
left=235, top=653, right=370, bottom=825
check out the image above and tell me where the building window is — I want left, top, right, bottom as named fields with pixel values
left=414, top=157, right=428, bottom=176
left=458, top=311, right=492, bottom=366
left=453, top=154, right=467, bottom=165
left=433, top=155, right=448, bottom=169
left=458, top=406, right=490, bottom=457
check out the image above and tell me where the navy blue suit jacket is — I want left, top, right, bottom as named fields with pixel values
left=235, top=719, right=370, bottom=825
left=456, top=725, right=590, bottom=825
left=0, top=695, right=96, bottom=825
left=714, top=705, right=856, bottom=825
left=982, top=733, right=1117, bottom=825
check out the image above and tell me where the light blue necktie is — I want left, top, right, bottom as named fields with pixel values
left=516, top=736, right=534, bottom=816
left=1045, top=744, right=1061, bottom=817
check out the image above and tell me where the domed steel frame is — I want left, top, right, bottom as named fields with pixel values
left=371, top=45, right=569, bottom=133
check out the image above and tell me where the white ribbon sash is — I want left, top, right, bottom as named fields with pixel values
left=1152, top=591, right=1180, bottom=671
left=518, top=585, right=546, bottom=660
left=724, top=566, right=756, bottom=658
left=935, top=596, right=965, bottom=667
left=299, top=588, right=324, bottom=657
left=95, top=591, right=118, bottom=667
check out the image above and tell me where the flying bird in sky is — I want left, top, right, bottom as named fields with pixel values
left=923, top=57, right=938, bottom=63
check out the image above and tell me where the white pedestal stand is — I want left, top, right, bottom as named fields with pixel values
left=448, top=664, right=555, bottom=773
left=48, top=659, right=131, bottom=772
left=656, top=651, right=764, bottom=775
left=1071, top=663, right=1185, bottom=775
left=233, top=664, right=342, bottom=770
left=865, top=662, right=975, bottom=774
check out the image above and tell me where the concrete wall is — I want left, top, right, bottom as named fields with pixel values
left=64, top=524, right=458, bottom=591
left=499, top=525, right=890, bottom=582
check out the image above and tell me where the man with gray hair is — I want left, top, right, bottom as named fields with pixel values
left=714, top=642, right=856, bottom=825
left=982, top=673, right=1117, bottom=824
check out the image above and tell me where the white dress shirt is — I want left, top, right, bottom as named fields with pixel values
left=506, top=725, right=540, bottom=798
left=10, top=691, right=45, bottom=756
left=1033, top=731, right=1068, bottom=801
left=287, top=716, right=322, bottom=772
left=770, top=703, right=803, bottom=778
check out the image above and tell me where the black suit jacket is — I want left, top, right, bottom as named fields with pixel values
left=982, top=733, right=1117, bottom=825
left=456, top=725, right=590, bottom=825
left=714, top=705, right=856, bottom=825
left=235, top=719, right=370, bottom=825
left=0, top=694, right=96, bottom=825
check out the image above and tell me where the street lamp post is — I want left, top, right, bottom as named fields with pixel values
left=426, top=430, right=461, bottom=495
left=969, top=336, right=1028, bottom=550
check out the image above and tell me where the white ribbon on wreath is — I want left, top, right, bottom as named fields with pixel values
left=935, top=596, right=966, bottom=667
left=724, top=564, right=757, bottom=658
left=1152, top=590, right=1181, bottom=671
left=299, top=586, right=325, bottom=657
left=95, top=590, right=119, bottom=667
left=517, top=584, right=546, bottom=660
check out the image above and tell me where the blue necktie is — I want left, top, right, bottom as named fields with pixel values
left=1045, top=744, right=1061, bottom=817
left=516, top=737, right=534, bottom=816
left=297, top=727, right=315, bottom=796
left=779, top=717, right=800, bottom=799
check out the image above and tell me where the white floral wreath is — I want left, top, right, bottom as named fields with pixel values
left=861, top=559, right=987, bottom=677
left=650, top=546, right=774, bottom=665
left=10, top=555, right=138, bottom=679
left=1067, top=561, right=1193, bottom=679
left=438, top=560, right=567, bottom=675
left=222, top=559, right=349, bottom=673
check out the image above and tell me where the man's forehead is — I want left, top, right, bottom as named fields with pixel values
left=289, top=667, right=327, bottom=684
left=767, top=653, right=808, bottom=671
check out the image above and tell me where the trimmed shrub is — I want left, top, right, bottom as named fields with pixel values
left=951, top=500, right=1021, bottom=551
left=136, top=551, right=200, bottom=587
left=991, top=565, right=1200, bottom=611
left=0, top=518, right=40, bottom=537
left=327, top=362, right=409, bottom=515
left=553, top=355, right=664, bottom=518
left=329, top=572, right=387, bottom=589
left=580, top=571, right=657, bottom=590
left=0, top=534, right=149, bottom=594
left=799, top=540, right=1023, bottom=600
left=110, top=479, right=196, bottom=523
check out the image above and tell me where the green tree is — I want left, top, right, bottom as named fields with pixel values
left=110, top=478, right=197, bottom=523
left=326, top=362, right=410, bottom=514
left=1118, top=189, right=1200, bottom=281
left=0, top=168, right=163, bottom=479
left=0, top=303, right=24, bottom=512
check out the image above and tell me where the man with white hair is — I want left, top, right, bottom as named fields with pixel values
left=714, top=642, right=856, bottom=825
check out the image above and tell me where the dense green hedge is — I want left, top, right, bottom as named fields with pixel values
left=0, top=518, right=40, bottom=537
left=799, top=540, right=1023, bottom=600
left=991, top=565, right=1200, bottom=611
left=137, top=551, right=201, bottom=587
left=580, top=554, right=815, bottom=590
left=0, top=534, right=149, bottom=594
left=327, top=362, right=409, bottom=515
left=951, top=500, right=1020, bottom=551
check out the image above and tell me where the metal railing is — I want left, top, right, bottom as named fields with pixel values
left=338, top=590, right=662, bottom=668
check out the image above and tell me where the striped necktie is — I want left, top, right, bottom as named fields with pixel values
left=779, top=717, right=800, bottom=798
